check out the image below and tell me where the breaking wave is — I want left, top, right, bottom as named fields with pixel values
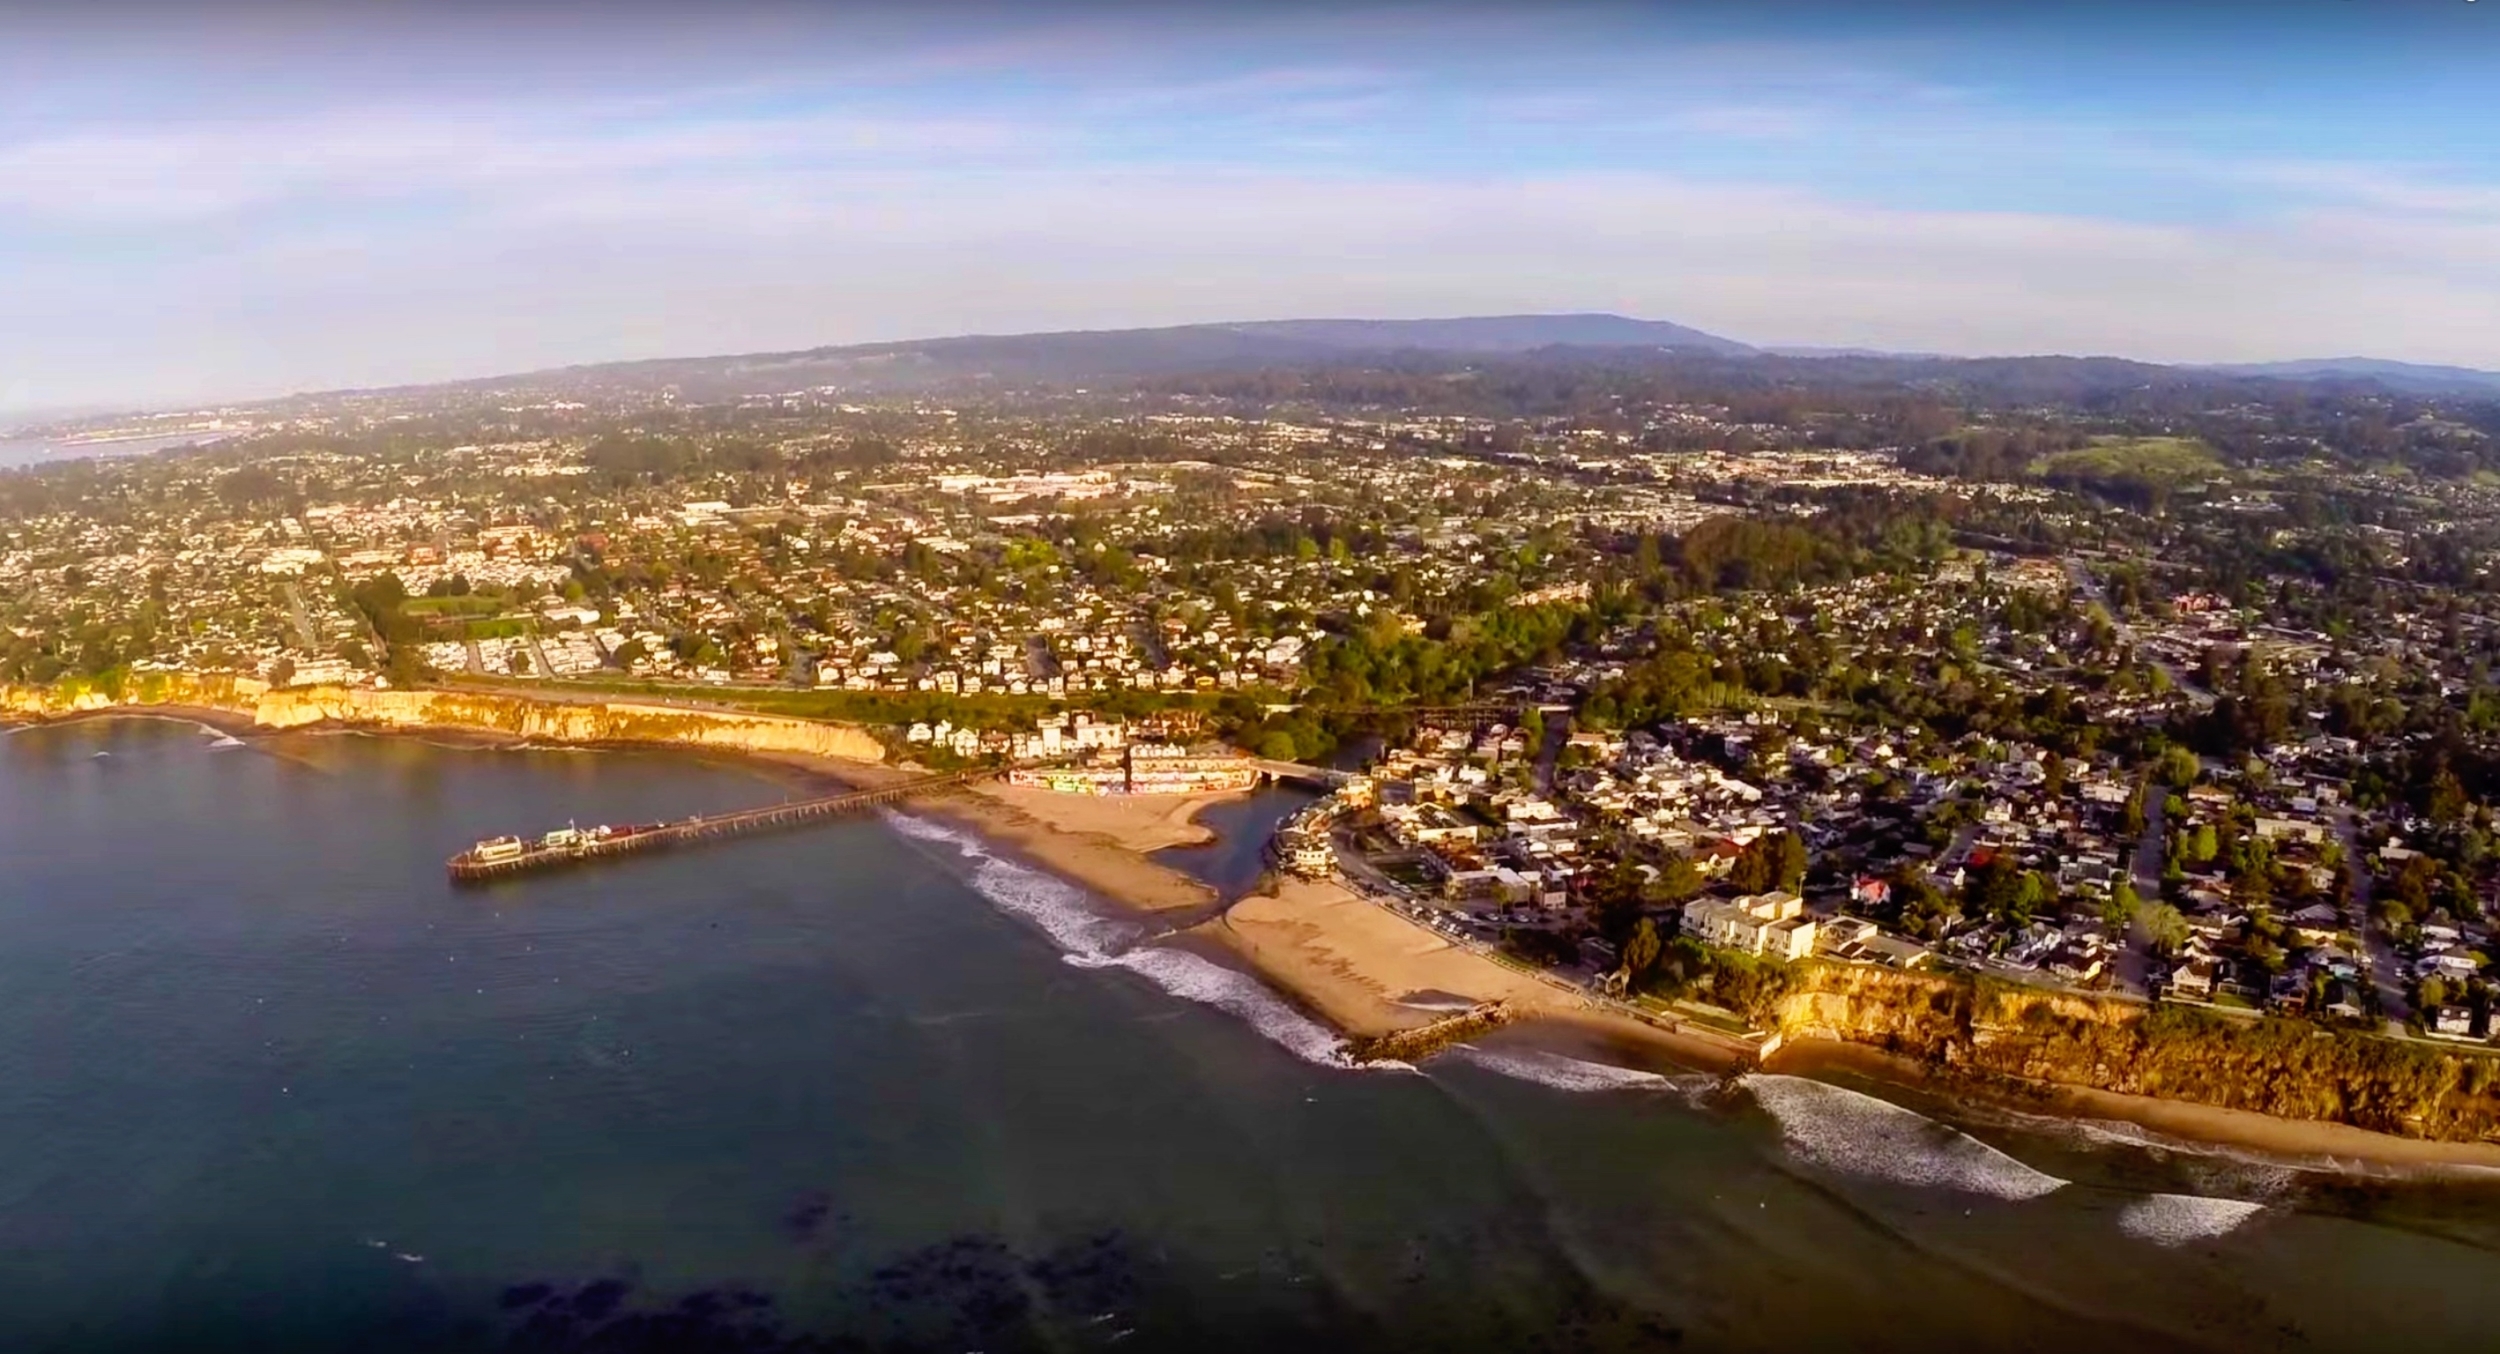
left=2118, top=1194, right=2267, bottom=1246
left=882, top=812, right=1144, bottom=958
left=207, top=734, right=245, bottom=749
left=1072, top=947, right=1362, bottom=1069
left=1974, top=1105, right=2329, bottom=1189
left=1446, top=1045, right=1711, bottom=1097
left=1739, top=1074, right=2068, bottom=1200
left=883, top=812, right=1366, bottom=1069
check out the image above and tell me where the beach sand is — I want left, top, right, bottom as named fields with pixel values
left=1207, top=877, right=1565, bottom=1036
left=1203, top=875, right=1758, bottom=1073
left=914, top=781, right=1229, bottom=914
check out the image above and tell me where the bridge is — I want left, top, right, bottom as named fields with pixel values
left=1252, top=758, right=1357, bottom=789
left=447, top=768, right=993, bottom=883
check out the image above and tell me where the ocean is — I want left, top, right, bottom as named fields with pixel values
left=5, top=718, right=2500, bottom=1352
left=0, top=434, right=220, bottom=471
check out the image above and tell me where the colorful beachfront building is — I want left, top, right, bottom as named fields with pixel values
left=1007, top=744, right=1260, bottom=796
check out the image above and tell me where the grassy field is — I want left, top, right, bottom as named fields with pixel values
left=2031, top=435, right=2223, bottom=485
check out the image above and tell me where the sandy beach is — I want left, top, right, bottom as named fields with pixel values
left=895, top=779, right=1230, bottom=914
left=1208, top=876, right=1564, bottom=1036
left=1204, top=874, right=1759, bottom=1073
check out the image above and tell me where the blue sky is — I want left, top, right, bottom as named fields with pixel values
left=3, top=1, right=2496, bottom=414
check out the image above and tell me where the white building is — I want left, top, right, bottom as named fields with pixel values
left=1681, top=892, right=1819, bottom=960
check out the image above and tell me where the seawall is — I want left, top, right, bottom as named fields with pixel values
left=0, top=673, right=887, bottom=766
left=1774, top=960, right=2500, bottom=1143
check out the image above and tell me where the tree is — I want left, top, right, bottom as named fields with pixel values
left=1650, top=854, right=1704, bottom=903
left=1773, top=830, right=1809, bottom=893
left=2189, top=822, right=2220, bottom=865
left=2103, top=880, right=2142, bottom=929
left=1257, top=730, right=1300, bottom=762
left=2143, top=902, right=2191, bottom=956
left=2120, top=782, right=2148, bottom=839
left=1623, top=918, right=1662, bottom=978
left=1729, top=838, right=1775, bottom=894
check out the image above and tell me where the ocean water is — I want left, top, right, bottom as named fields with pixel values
left=0, top=433, right=217, bottom=470
left=6, top=721, right=2500, bottom=1352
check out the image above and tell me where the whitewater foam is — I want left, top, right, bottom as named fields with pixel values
left=1974, top=1104, right=2337, bottom=1187
left=884, top=812, right=1143, bottom=958
left=884, top=811, right=1370, bottom=1070
left=1740, top=1074, right=2067, bottom=1200
left=206, top=734, right=245, bottom=749
left=2118, top=1193, right=2267, bottom=1246
left=1447, top=1045, right=1709, bottom=1096
left=1072, top=947, right=1361, bottom=1069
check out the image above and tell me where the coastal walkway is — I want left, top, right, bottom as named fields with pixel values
left=447, top=768, right=993, bottom=883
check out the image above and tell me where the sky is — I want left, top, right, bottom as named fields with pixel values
left=2, top=0, right=2497, bottom=415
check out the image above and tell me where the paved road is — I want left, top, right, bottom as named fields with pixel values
left=1532, top=709, right=1570, bottom=796
left=279, top=582, right=318, bottom=651
left=2336, top=806, right=2408, bottom=1030
left=2113, top=786, right=2166, bottom=997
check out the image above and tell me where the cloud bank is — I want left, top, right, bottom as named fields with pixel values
left=1, top=1, right=2494, bottom=411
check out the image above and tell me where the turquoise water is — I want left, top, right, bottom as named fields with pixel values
left=4, top=719, right=2500, bottom=1352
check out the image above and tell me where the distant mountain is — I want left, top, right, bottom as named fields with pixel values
left=1761, top=344, right=1945, bottom=360
left=2202, top=357, right=2500, bottom=396
left=1216, top=313, right=1753, bottom=357
left=230, top=313, right=2496, bottom=412
left=422, top=313, right=1755, bottom=401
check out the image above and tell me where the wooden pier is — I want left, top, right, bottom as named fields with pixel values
left=447, top=768, right=992, bottom=883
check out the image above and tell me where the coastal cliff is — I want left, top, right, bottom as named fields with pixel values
left=0, top=674, right=886, bottom=765
left=1774, top=961, right=2500, bottom=1143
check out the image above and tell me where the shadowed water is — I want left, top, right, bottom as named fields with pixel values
left=6, top=720, right=2500, bottom=1352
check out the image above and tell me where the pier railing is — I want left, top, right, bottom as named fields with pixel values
left=447, top=768, right=992, bottom=883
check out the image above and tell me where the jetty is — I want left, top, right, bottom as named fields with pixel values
left=447, top=768, right=992, bottom=883
left=1341, top=1001, right=1513, bottom=1064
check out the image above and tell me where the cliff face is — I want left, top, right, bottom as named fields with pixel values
left=0, top=676, right=885, bottom=765
left=0, top=670, right=268, bottom=717
left=1774, top=962, right=2500, bottom=1142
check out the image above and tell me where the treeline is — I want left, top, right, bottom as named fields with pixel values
left=1301, top=602, right=1587, bottom=709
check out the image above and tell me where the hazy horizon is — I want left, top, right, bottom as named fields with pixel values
left=5, top=0, right=2497, bottom=414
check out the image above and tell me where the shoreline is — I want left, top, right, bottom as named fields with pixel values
left=1766, top=1037, right=2500, bottom=1175
left=18, top=701, right=2500, bottom=1174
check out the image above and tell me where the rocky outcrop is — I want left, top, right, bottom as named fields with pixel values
left=1772, top=961, right=2500, bottom=1142
left=1343, top=1002, right=1513, bottom=1064
left=0, top=675, right=885, bottom=765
